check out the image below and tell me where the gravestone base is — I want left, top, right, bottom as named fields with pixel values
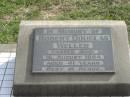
left=13, top=21, right=130, bottom=96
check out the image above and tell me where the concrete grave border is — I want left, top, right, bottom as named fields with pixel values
left=13, top=21, right=130, bottom=96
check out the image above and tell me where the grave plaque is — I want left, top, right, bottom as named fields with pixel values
left=32, top=27, right=114, bottom=73
left=14, top=21, right=130, bottom=96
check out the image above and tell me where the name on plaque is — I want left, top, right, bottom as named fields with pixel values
left=32, top=27, right=114, bottom=73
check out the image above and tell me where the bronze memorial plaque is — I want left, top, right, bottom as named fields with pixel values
left=32, top=27, right=114, bottom=73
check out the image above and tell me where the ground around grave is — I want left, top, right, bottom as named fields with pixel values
left=0, top=0, right=130, bottom=43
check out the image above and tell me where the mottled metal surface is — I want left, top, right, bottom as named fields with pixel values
left=32, top=27, right=114, bottom=73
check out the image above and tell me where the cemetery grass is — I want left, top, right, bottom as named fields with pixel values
left=0, top=0, right=130, bottom=43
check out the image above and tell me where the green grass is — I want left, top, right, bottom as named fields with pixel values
left=0, top=0, right=130, bottom=43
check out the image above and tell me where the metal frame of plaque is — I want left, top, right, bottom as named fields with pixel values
left=32, top=27, right=115, bottom=73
